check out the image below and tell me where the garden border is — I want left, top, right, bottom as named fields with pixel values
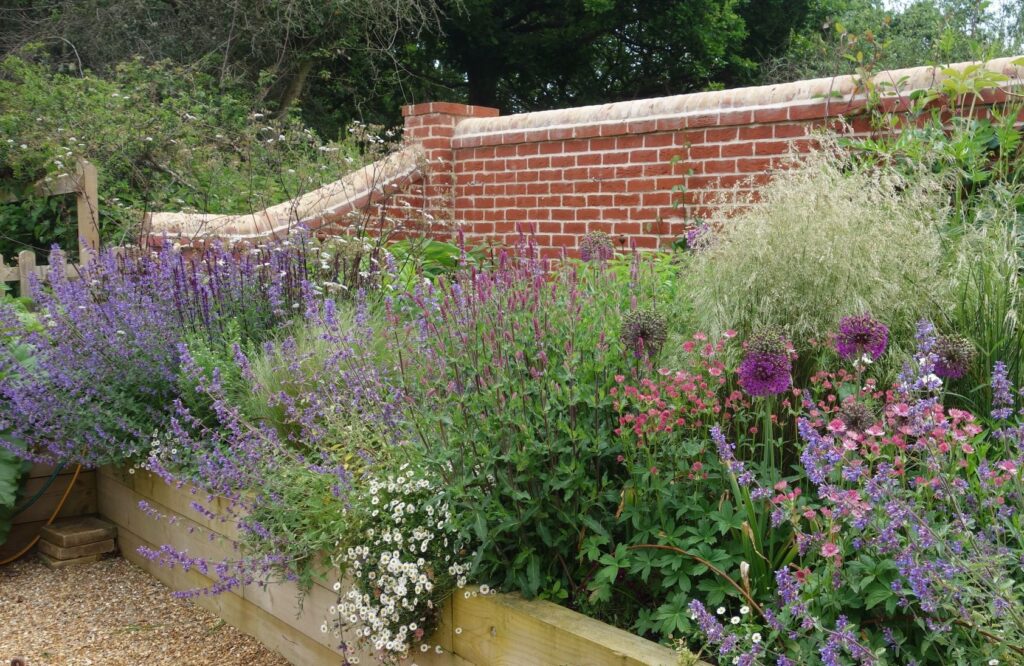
left=96, top=466, right=691, bottom=666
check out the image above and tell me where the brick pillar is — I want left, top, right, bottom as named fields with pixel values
left=402, top=102, right=499, bottom=228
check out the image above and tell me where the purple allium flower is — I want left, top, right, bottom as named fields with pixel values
left=620, top=308, right=668, bottom=358
left=933, top=334, right=975, bottom=380
left=835, top=313, right=888, bottom=361
left=579, top=231, right=615, bottom=262
left=738, top=330, right=792, bottom=397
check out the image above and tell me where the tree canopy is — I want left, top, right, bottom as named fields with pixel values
left=1, top=0, right=1021, bottom=134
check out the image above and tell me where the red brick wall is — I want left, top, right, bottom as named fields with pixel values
left=147, top=58, right=1023, bottom=250
left=402, top=56, right=1023, bottom=258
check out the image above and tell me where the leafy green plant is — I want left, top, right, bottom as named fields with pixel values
left=0, top=53, right=375, bottom=251
left=0, top=305, right=35, bottom=544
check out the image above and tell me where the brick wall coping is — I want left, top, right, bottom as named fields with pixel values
left=144, top=144, right=424, bottom=242
left=452, top=56, right=1024, bottom=146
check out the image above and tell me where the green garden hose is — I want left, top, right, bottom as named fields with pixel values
left=10, top=461, right=67, bottom=517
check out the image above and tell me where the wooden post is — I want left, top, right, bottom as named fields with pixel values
left=76, top=160, right=100, bottom=264
left=17, top=250, right=36, bottom=298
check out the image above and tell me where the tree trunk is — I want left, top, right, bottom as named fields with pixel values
left=275, top=59, right=315, bottom=118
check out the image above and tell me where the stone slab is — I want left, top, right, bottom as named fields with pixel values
left=38, top=537, right=116, bottom=560
left=39, top=516, right=116, bottom=547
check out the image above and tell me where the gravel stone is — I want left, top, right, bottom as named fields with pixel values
left=0, top=555, right=290, bottom=666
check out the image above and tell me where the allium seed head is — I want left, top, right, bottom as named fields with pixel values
left=933, top=334, right=975, bottom=380
left=839, top=400, right=875, bottom=433
left=579, top=231, right=615, bottom=262
left=620, top=308, right=668, bottom=358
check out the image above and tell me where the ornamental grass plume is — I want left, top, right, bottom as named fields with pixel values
left=835, top=313, right=889, bottom=361
left=579, top=231, right=615, bottom=262
left=621, top=307, right=668, bottom=358
left=737, top=329, right=792, bottom=397
left=685, top=147, right=948, bottom=367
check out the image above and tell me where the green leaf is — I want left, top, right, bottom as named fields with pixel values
left=864, top=584, right=893, bottom=610
left=0, top=444, right=27, bottom=509
left=473, top=512, right=489, bottom=543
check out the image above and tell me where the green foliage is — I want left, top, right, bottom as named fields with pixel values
left=0, top=53, right=372, bottom=253
left=243, top=460, right=352, bottom=592
left=0, top=446, right=30, bottom=546
left=397, top=261, right=655, bottom=602
left=423, top=0, right=754, bottom=109
left=946, top=213, right=1024, bottom=414
left=0, top=305, right=34, bottom=545
left=763, top=0, right=1024, bottom=83
left=840, top=89, right=1024, bottom=414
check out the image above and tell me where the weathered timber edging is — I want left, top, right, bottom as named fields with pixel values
left=96, top=466, right=691, bottom=666
left=0, top=463, right=97, bottom=562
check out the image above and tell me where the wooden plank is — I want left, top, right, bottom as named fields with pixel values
left=39, top=516, right=116, bottom=547
left=17, top=249, right=35, bottom=297
left=102, top=470, right=457, bottom=665
left=101, top=469, right=364, bottom=658
left=0, top=255, right=15, bottom=282
left=240, top=576, right=349, bottom=655
left=96, top=472, right=238, bottom=566
left=27, top=463, right=61, bottom=479
left=11, top=470, right=96, bottom=525
left=100, top=470, right=689, bottom=666
left=0, top=519, right=46, bottom=561
left=118, top=527, right=344, bottom=666
left=77, top=160, right=100, bottom=261
left=449, top=592, right=682, bottom=666
left=99, top=466, right=240, bottom=541
left=0, top=172, right=80, bottom=203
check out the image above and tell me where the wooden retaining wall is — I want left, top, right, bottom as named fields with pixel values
left=96, top=466, right=685, bottom=666
left=0, top=463, right=97, bottom=561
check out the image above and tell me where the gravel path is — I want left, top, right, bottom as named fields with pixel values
left=0, top=555, right=291, bottom=666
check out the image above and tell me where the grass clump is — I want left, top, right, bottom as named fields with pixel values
left=684, top=150, right=949, bottom=374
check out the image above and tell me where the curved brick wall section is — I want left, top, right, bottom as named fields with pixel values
left=148, top=57, right=1022, bottom=252
left=405, top=56, right=1023, bottom=257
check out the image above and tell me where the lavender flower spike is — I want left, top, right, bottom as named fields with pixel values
left=991, top=361, right=1015, bottom=420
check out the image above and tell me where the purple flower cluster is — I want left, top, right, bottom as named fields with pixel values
left=578, top=231, right=615, bottom=262
left=711, top=426, right=754, bottom=485
left=932, top=334, right=975, bottom=380
left=0, top=249, right=181, bottom=465
left=991, top=361, right=1015, bottom=420
left=684, top=222, right=714, bottom=252
left=0, top=235, right=346, bottom=466
left=738, top=330, right=792, bottom=397
left=898, top=319, right=942, bottom=396
left=835, top=313, right=888, bottom=361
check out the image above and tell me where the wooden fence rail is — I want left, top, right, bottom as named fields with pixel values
left=0, top=160, right=99, bottom=295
